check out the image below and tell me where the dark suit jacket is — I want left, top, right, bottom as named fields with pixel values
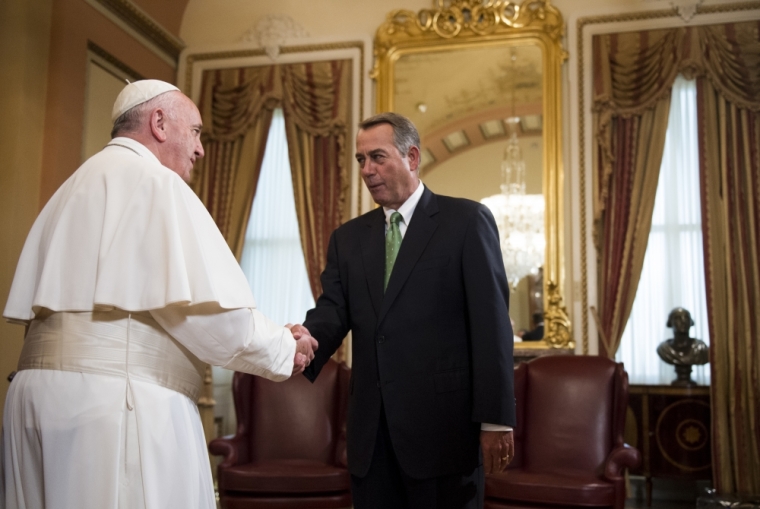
left=521, top=324, right=544, bottom=340
left=304, top=186, right=515, bottom=480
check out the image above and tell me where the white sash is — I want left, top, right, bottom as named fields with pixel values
left=18, top=309, right=205, bottom=403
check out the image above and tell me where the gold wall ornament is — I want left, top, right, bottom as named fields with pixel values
left=373, top=0, right=571, bottom=349
left=544, top=281, right=574, bottom=349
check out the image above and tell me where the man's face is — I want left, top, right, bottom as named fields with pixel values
left=356, top=124, right=420, bottom=210
left=162, top=95, right=205, bottom=182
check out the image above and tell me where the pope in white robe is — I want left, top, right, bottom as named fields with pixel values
left=0, top=80, right=317, bottom=509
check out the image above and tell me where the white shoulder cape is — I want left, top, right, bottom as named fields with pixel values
left=4, top=138, right=256, bottom=322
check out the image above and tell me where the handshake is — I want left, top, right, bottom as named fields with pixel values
left=286, top=324, right=318, bottom=375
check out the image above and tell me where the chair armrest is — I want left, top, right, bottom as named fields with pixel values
left=334, top=362, right=351, bottom=469
left=208, top=434, right=249, bottom=469
left=336, top=424, right=348, bottom=468
left=603, top=444, right=641, bottom=480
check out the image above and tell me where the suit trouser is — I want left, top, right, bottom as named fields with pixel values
left=350, top=407, right=483, bottom=509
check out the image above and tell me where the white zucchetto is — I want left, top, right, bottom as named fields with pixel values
left=111, top=79, right=180, bottom=122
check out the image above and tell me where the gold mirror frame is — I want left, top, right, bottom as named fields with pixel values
left=372, top=0, right=572, bottom=349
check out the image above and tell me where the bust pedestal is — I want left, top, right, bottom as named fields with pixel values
left=626, top=385, right=712, bottom=506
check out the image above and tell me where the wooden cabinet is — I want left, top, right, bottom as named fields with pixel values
left=626, top=385, right=712, bottom=505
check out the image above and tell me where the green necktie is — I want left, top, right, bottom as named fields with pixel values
left=384, top=212, right=403, bottom=291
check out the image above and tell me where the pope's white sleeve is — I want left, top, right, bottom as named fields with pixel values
left=150, top=304, right=296, bottom=382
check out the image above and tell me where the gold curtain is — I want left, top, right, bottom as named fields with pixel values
left=280, top=61, right=352, bottom=301
left=193, top=66, right=281, bottom=259
left=194, top=61, right=352, bottom=270
left=592, top=20, right=760, bottom=491
left=696, top=20, right=760, bottom=493
left=192, top=61, right=353, bottom=370
left=591, top=28, right=684, bottom=358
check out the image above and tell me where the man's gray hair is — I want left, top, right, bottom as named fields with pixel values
left=359, top=112, right=420, bottom=156
left=111, top=91, right=180, bottom=139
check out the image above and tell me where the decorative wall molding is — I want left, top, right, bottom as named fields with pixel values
left=87, top=41, right=144, bottom=81
left=671, top=0, right=703, bottom=21
left=239, top=14, right=309, bottom=60
left=86, top=0, right=185, bottom=66
left=642, top=0, right=705, bottom=20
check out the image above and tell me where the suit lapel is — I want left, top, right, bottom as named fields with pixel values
left=379, top=188, right=439, bottom=324
left=360, top=208, right=386, bottom=317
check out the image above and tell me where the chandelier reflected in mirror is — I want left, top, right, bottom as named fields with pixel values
left=481, top=48, right=545, bottom=290
left=481, top=120, right=545, bottom=290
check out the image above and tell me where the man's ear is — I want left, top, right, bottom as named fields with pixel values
left=407, top=145, right=421, bottom=172
left=149, top=108, right=168, bottom=142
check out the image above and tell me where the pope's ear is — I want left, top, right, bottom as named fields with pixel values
left=149, top=108, right=168, bottom=142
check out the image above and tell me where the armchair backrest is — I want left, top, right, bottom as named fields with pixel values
left=511, top=355, right=628, bottom=475
left=232, top=359, right=350, bottom=464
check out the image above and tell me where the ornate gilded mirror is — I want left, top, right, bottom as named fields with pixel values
left=372, top=0, right=572, bottom=348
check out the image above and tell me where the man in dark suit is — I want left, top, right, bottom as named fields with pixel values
left=520, top=312, right=545, bottom=341
left=297, top=112, right=515, bottom=509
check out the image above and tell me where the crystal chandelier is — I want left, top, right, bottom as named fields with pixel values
left=480, top=123, right=545, bottom=290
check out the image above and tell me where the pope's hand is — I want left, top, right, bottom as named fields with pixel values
left=292, top=352, right=309, bottom=375
left=288, top=324, right=318, bottom=375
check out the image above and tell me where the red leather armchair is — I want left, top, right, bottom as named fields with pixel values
left=485, top=355, right=641, bottom=509
left=209, top=359, right=352, bottom=509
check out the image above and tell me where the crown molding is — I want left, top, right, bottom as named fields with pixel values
left=87, top=41, right=144, bottom=80
left=86, top=0, right=185, bottom=67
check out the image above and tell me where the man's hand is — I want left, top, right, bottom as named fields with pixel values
left=480, top=430, right=514, bottom=474
left=288, top=324, right=318, bottom=375
left=287, top=323, right=311, bottom=340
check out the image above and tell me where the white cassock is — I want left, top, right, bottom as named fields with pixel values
left=1, top=137, right=297, bottom=509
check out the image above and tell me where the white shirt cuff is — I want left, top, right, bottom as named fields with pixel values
left=481, top=423, right=513, bottom=432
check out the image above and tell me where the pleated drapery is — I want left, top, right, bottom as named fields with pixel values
left=281, top=61, right=351, bottom=300
left=696, top=21, right=760, bottom=494
left=592, top=28, right=680, bottom=359
left=193, top=62, right=351, bottom=297
left=192, top=61, right=352, bottom=371
left=194, top=66, right=280, bottom=260
left=593, top=20, right=760, bottom=493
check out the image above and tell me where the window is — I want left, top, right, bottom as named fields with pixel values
left=616, top=75, right=710, bottom=386
left=238, top=108, right=315, bottom=324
